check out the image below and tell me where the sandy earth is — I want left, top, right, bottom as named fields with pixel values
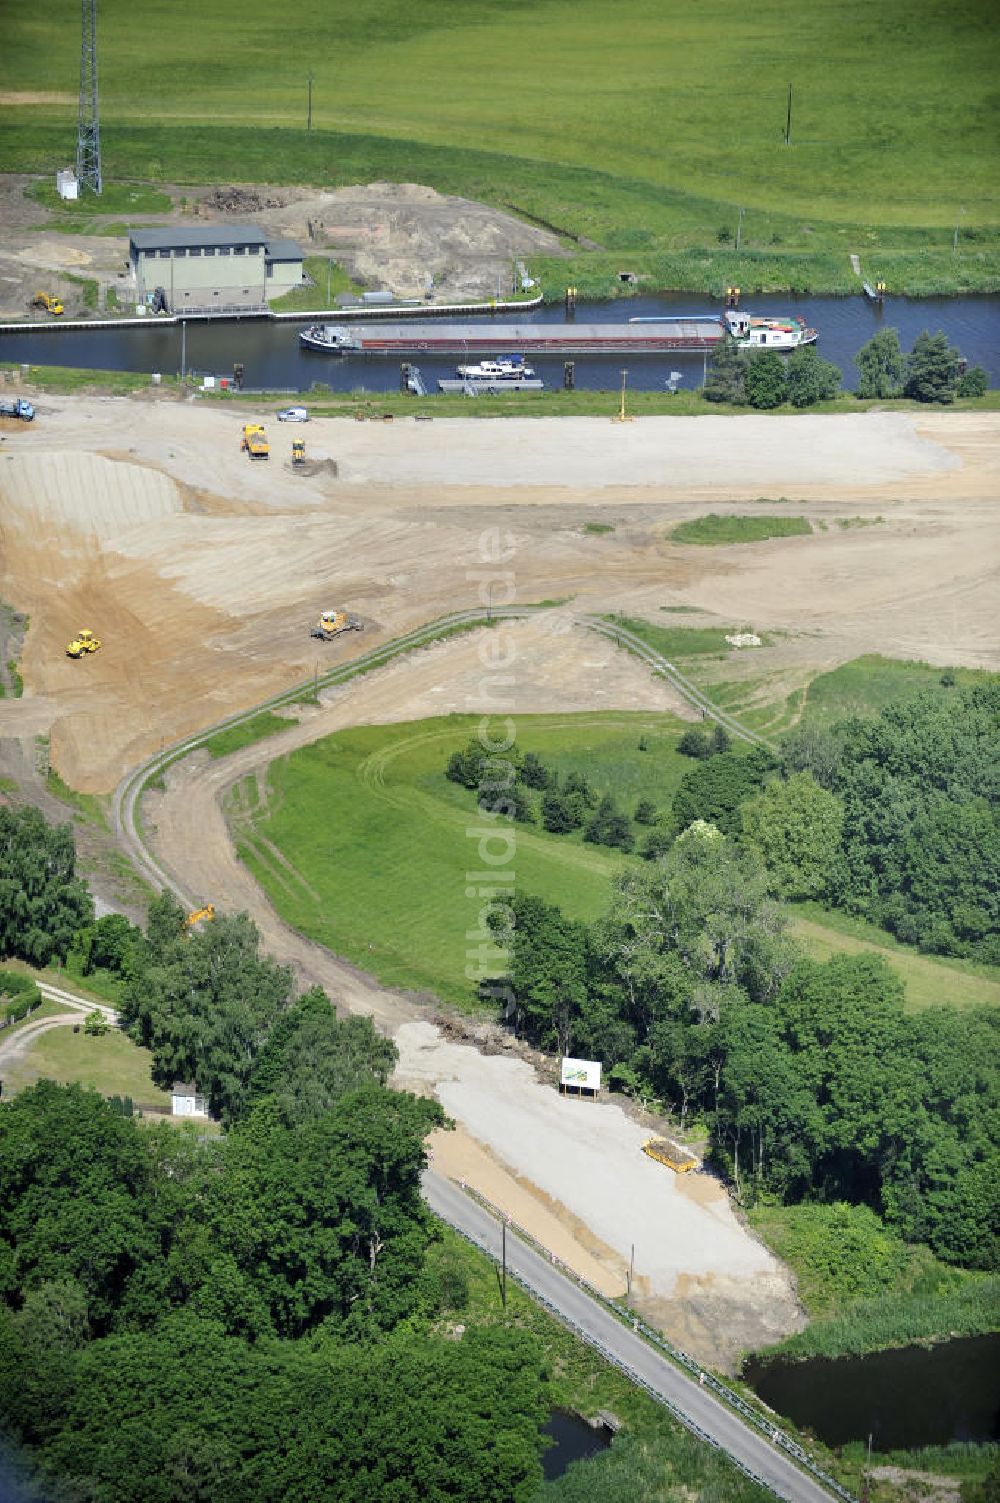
left=1, top=393, right=998, bottom=1365
left=0, top=175, right=559, bottom=318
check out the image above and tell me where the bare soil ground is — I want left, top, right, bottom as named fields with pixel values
left=1, top=392, right=998, bottom=1366
left=0, top=174, right=559, bottom=317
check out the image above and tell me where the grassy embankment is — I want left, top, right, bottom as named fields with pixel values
left=0, top=1018, right=168, bottom=1109
left=748, top=1201, right=1000, bottom=1361
left=1, top=0, right=997, bottom=295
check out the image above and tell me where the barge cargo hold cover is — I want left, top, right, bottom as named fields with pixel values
left=300, top=317, right=726, bottom=356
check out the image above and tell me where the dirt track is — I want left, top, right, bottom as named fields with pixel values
left=1, top=394, right=998, bottom=1365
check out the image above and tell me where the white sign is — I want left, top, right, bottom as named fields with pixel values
left=560, top=1057, right=602, bottom=1091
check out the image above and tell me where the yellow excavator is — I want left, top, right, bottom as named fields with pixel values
left=32, top=292, right=64, bottom=316
left=311, top=609, right=363, bottom=641
left=185, top=904, right=215, bottom=929
left=66, top=629, right=101, bottom=658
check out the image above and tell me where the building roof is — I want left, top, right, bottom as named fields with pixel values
left=172, top=1081, right=201, bottom=1095
left=265, top=237, right=304, bottom=261
left=130, top=225, right=268, bottom=252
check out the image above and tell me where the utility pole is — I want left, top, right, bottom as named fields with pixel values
left=784, top=83, right=792, bottom=146
left=500, top=1219, right=508, bottom=1309
left=180, top=320, right=186, bottom=381
left=307, top=72, right=314, bottom=132
left=953, top=207, right=964, bottom=253
left=736, top=206, right=745, bottom=251
left=613, top=368, right=633, bottom=423
left=326, top=258, right=332, bottom=306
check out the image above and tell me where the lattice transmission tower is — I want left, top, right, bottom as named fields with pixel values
left=76, top=0, right=102, bottom=194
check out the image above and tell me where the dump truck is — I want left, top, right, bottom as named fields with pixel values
left=185, top=904, right=216, bottom=929
left=65, top=629, right=101, bottom=659
left=32, top=293, right=64, bottom=316
left=642, top=1138, right=698, bottom=1173
left=0, top=398, right=34, bottom=422
left=241, top=423, right=269, bottom=460
left=310, top=609, right=364, bottom=641
left=291, top=439, right=306, bottom=466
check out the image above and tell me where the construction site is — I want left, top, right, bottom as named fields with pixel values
left=1, top=391, right=999, bottom=1369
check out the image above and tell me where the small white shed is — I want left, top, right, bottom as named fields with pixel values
left=56, top=170, right=79, bottom=202
left=171, top=1080, right=208, bottom=1118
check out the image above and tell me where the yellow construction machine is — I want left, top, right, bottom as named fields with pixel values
left=642, top=1138, right=698, bottom=1173
left=185, top=904, right=216, bottom=929
left=311, top=609, right=363, bottom=641
left=291, top=439, right=306, bottom=466
left=32, top=292, right=65, bottom=316
left=66, top=629, right=101, bottom=658
left=241, top=423, right=269, bottom=460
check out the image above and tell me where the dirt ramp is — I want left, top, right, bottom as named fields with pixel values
left=0, top=452, right=181, bottom=540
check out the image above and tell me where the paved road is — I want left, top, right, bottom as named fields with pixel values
left=424, top=1172, right=848, bottom=1503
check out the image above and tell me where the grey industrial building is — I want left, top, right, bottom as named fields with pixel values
left=129, top=225, right=304, bottom=313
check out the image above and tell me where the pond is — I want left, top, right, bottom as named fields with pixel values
left=1, top=293, right=997, bottom=394
left=541, top=1409, right=612, bottom=1480
left=743, top=1332, right=1000, bottom=1451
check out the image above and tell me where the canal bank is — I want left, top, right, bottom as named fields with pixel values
left=2, top=294, right=997, bottom=394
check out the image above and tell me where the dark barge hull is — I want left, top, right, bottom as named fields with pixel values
left=300, top=318, right=725, bottom=356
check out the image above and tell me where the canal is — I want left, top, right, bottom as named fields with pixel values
left=1, top=294, right=998, bottom=396
left=744, top=1332, right=1000, bottom=1452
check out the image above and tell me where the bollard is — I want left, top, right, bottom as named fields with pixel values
left=564, top=361, right=575, bottom=390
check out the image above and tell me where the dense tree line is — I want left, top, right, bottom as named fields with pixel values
left=489, top=829, right=999, bottom=1270
left=701, top=327, right=989, bottom=410
left=0, top=806, right=92, bottom=966
left=0, top=848, right=550, bottom=1501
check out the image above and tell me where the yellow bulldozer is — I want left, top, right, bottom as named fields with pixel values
left=66, top=629, right=101, bottom=658
left=32, top=292, right=64, bottom=316
left=241, top=423, right=269, bottom=460
left=291, top=439, right=306, bottom=466
left=310, top=609, right=363, bottom=641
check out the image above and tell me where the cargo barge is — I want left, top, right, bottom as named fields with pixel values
left=299, top=309, right=817, bottom=356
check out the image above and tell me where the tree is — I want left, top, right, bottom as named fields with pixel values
left=740, top=772, right=844, bottom=898
left=584, top=796, right=634, bottom=852
left=742, top=350, right=787, bottom=410
left=0, top=806, right=92, bottom=966
left=120, top=910, right=296, bottom=1122
left=786, top=346, right=841, bottom=408
left=672, top=748, right=775, bottom=837
left=634, top=799, right=658, bottom=826
left=855, top=328, right=905, bottom=398
left=905, top=330, right=961, bottom=404
left=702, top=338, right=746, bottom=404
left=958, top=364, right=988, bottom=398
left=541, top=790, right=576, bottom=833
left=677, top=728, right=713, bottom=760
left=489, top=895, right=590, bottom=1051
left=521, top=752, right=551, bottom=789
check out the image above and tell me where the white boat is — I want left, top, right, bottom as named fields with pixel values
left=724, top=309, right=817, bottom=350
left=299, top=324, right=360, bottom=352
left=455, top=355, right=536, bottom=380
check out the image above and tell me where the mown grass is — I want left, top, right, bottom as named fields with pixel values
left=607, top=615, right=769, bottom=658
left=1, top=1022, right=169, bottom=1109
left=799, top=653, right=996, bottom=727
left=789, top=903, right=1000, bottom=1012
left=24, top=180, right=172, bottom=216
left=670, top=514, right=812, bottom=546
left=233, top=711, right=693, bottom=1005
left=203, top=710, right=296, bottom=760
left=2, top=0, right=997, bottom=294
left=748, top=1202, right=1000, bottom=1360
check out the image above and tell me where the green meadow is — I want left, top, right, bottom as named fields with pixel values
left=230, top=704, right=1000, bottom=1013
left=2, top=0, right=998, bottom=293
left=670, top=515, right=812, bottom=546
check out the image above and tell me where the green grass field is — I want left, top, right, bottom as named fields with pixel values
left=799, top=654, right=994, bottom=727
left=670, top=515, right=812, bottom=545
left=2, top=0, right=997, bottom=294
left=2, top=1023, right=170, bottom=1110
left=231, top=711, right=693, bottom=1004
left=232, top=707, right=1000, bottom=1013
